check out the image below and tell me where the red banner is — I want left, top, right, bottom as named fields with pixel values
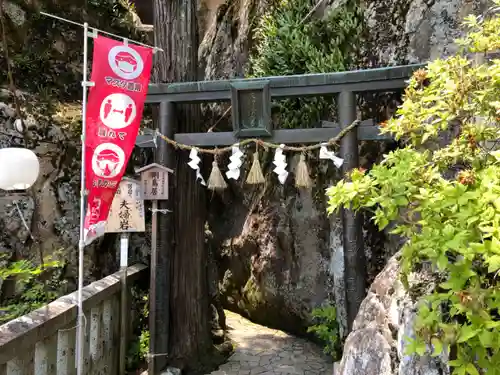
left=83, top=36, right=153, bottom=244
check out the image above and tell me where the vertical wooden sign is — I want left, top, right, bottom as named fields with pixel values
left=135, top=163, right=174, bottom=375
left=137, top=163, right=172, bottom=200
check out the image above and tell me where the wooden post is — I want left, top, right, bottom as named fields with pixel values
left=148, top=194, right=158, bottom=373
left=119, top=233, right=129, bottom=375
left=338, top=91, right=367, bottom=331
left=102, top=178, right=145, bottom=374
left=135, top=160, right=172, bottom=375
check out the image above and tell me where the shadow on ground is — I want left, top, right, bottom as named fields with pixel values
left=207, top=311, right=333, bottom=375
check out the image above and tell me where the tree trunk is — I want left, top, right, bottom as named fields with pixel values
left=153, top=0, right=212, bottom=371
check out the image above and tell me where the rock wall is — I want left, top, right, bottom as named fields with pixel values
left=336, top=253, right=449, bottom=375
left=361, top=0, right=490, bottom=66
left=198, top=0, right=268, bottom=79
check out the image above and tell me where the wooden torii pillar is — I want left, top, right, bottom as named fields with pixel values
left=138, top=64, right=424, bottom=373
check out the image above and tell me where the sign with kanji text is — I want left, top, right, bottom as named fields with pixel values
left=83, top=36, right=153, bottom=244
left=105, top=177, right=145, bottom=233
left=135, top=163, right=173, bottom=200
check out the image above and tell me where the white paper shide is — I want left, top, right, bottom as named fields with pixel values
left=273, top=144, right=288, bottom=184
left=187, top=148, right=206, bottom=186
left=226, top=144, right=244, bottom=180
left=319, top=144, right=344, bottom=169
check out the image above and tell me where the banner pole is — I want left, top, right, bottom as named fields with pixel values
left=76, top=21, right=90, bottom=375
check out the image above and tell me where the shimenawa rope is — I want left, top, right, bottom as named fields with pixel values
left=154, top=120, right=360, bottom=155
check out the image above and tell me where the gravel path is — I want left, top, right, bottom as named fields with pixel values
left=207, top=311, right=333, bottom=375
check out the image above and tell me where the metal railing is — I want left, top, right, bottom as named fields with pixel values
left=0, top=264, right=147, bottom=375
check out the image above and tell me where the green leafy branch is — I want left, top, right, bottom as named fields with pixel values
left=0, top=256, right=65, bottom=324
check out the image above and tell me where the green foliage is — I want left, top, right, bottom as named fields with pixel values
left=138, top=330, right=150, bottom=359
left=126, top=291, right=150, bottom=371
left=326, top=4, right=500, bottom=374
left=248, top=0, right=363, bottom=128
left=0, top=257, right=65, bottom=324
left=307, top=305, right=341, bottom=360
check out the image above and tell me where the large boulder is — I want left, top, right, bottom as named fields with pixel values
left=209, top=156, right=390, bottom=336
left=213, top=179, right=337, bottom=334
left=362, top=0, right=490, bottom=65
left=336, top=253, right=449, bottom=375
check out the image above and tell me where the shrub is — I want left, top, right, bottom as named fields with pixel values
left=249, top=0, right=363, bottom=129
left=0, top=257, right=64, bottom=324
left=307, top=305, right=341, bottom=360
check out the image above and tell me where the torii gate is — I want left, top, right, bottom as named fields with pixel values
left=136, top=63, right=425, bottom=373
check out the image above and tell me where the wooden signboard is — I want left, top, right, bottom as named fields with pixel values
left=230, top=80, right=272, bottom=138
left=105, top=177, right=146, bottom=233
left=135, top=163, right=174, bottom=200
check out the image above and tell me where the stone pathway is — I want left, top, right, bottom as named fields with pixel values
left=207, top=311, right=333, bottom=375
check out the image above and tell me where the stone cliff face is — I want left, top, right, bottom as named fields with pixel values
left=198, top=0, right=267, bottom=79
left=361, top=0, right=489, bottom=66
left=207, top=154, right=394, bottom=337
left=336, top=253, right=450, bottom=375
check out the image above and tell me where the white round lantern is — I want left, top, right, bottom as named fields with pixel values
left=0, top=148, right=40, bottom=190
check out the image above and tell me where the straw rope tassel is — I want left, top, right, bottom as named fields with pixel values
left=295, top=153, right=312, bottom=189
left=246, top=150, right=265, bottom=184
left=208, top=158, right=227, bottom=190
